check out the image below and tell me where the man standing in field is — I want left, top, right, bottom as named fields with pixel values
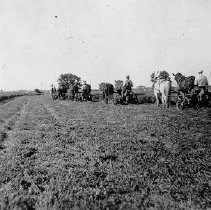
left=123, top=75, right=134, bottom=104
left=124, top=75, right=133, bottom=89
left=50, top=84, right=56, bottom=100
left=194, top=70, right=209, bottom=101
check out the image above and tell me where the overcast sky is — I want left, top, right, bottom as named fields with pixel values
left=0, top=0, right=211, bottom=90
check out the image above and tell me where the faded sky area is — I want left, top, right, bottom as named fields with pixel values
left=0, top=0, right=211, bottom=90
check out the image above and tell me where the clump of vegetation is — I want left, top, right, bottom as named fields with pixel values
left=0, top=91, right=28, bottom=103
left=159, top=71, right=171, bottom=80
left=34, top=89, right=42, bottom=94
left=151, top=71, right=171, bottom=82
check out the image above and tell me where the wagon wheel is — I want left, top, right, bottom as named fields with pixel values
left=89, top=94, right=92, bottom=101
left=105, top=97, right=109, bottom=104
left=207, top=93, right=211, bottom=107
left=113, top=98, right=118, bottom=105
left=195, top=102, right=200, bottom=109
left=132, top=94, right=138, bottom=104
left=176, top=92, right=185, bottom=110
left=176, top=100, right=185, bottom=110
left=202, top=93, right=211, bottom=108
left=112, top=93, right=117, bottom=105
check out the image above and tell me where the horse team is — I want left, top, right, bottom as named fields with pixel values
left=99, top=79, right=137, bottom=104
left=50, top=80, right=91, bottom=102
left=50, top=71, right=210, bottom=108
left=50, top=75, right=136, bottom=105
left=152, top=70, right=210, bottom=108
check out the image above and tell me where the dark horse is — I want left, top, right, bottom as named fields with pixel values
left=99, top=82, right=114, bottom=104
left=57, top=85, right=67, bottom=100
left=114, top=80, right=124, bottom=95
left=172, top=73, right=195, bottom=93
left=114, top=80, right=138, bottom=104
left=82, top=84, right=92, bottom=101
left=172, top=73, right=203, bottom=107
left=114, top=80, right=124, bottom=104
left=67, top=83, right=81, bottom=101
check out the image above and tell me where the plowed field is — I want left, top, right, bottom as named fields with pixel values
left=0, top=95, right=210, bottom=209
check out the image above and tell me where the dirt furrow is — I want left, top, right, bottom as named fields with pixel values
left=3, top=99, right=29, bottom=149
left=0, top=97, right=29, bottom=149
left=0, top=96, right=63, bottom=209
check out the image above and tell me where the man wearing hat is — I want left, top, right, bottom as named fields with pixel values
left=82, top=81, right=87, bottom=92
left=82, top=80, right=87, bottom=86
left=124, top=75, right=133, bottom=89
left=123, top=75, right=134, bottom=104
left=194, top=70, right=209, bottom=101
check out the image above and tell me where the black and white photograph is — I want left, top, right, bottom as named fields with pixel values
left=0, top=0, right=211, bottom=209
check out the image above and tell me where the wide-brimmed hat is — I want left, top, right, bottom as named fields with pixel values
left=198, top=70, right=203, bottom=74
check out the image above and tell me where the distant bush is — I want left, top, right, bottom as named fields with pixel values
left=0, top=91, right=38, bottom=103
left=90, top=87, right=156, bottom=104
left=151, top=71, right=171, bottom=82
left=34, top=89, right=42, bottom=94
left=0, top=91, right=27, bottom=103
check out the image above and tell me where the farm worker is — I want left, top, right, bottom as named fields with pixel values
left=50, top=84, right=56, bottom=100
left=73, top=79, right=81, bottom=93
left=51, top=84, right=56, bottom=92
left=74, top=79, right=78, bottom=85
left=124, top=75, right=133, bottom=90
left=194, top=70, right=209, bottom=101
left=124, top=75, right=134, bottom=104
left=82, top=81, right=89, bottom=100
left=82, top=81, right=87, bottom=89
left=73, top=79, right=78, bottom=89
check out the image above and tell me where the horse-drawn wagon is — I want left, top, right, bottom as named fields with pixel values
left=172, top=86, right=211, bottom=110
left=113, top=80, right=138, bottom=105
left=171, top=73, right=211, bottom=110
left=151, top=71, right=211, bottom=110
left=50, top=82, right=92, bottom=102
left=168, top=86, right=192, bottom=110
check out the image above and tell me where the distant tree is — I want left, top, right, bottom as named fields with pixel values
left=159, top=71, right=170, bottom=80
left=58, top=73, right=81, bottom=89
left=34, top=89, right=42, bottom=94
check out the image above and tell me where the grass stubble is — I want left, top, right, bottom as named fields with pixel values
left=0, top=95, right=210, bottom=209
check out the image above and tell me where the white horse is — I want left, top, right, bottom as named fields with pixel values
left=153, top=72, right=171, bottom=108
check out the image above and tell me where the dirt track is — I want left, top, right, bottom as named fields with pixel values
left=0, top=95, right=210, bottom=209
